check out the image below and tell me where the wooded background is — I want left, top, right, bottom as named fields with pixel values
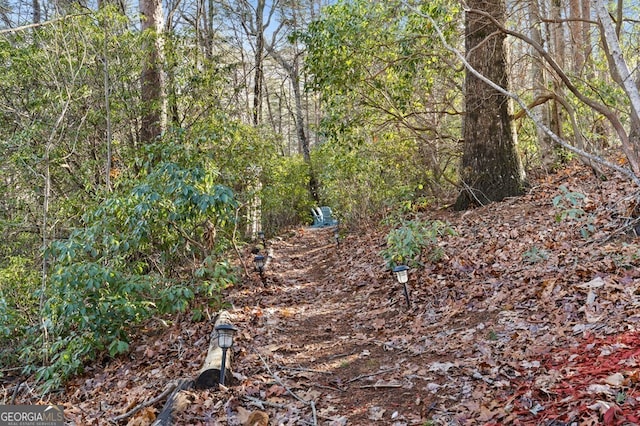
left=1, top=0, right=639, bottom=393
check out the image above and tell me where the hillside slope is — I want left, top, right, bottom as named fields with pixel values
left=19, top=163, right=640, bottom=425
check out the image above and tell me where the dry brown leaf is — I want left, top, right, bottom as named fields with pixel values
left=236, top=406, right=252, bottom=424
left=174, top=391, right=191, bottom=412
left=237, top=407, right=269, bottom=426
left=265, top=384, right=287, bottom=397
left=126, top=407, right=156, bottom=426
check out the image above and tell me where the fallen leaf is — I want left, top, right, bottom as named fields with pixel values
left=604, top=372, right=625, bottom=386
left=372, top=318, right=385, bottom=330
left=428, top=362, right=456, bottom=373
left=586, top=384, right=613, bottom=396
left=126, top=407, right=156, bottom=426
left=368, top=406, right=386, bottom=421
left=265, top=384, right=287, bottom=397
left=246, top=411, right=269, bottom=426
left=236, top=406, right=252, bottom=424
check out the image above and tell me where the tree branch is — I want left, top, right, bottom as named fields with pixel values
left=417, top=7, right=640, bottom=187
left=460, top=6, right=639, bottom=175
left=0, top=13, right=91, bottom=35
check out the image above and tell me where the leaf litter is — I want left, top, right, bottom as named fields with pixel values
left=13, top=162, right=640, bottom=425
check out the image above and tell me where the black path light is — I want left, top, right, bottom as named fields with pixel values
left=334, top=221, right=340, bottom=246
left=254, top=254, right=265, bottom=273
left=258, top=231, right=266, bottom=248
left=214, top=323, right=237, bottom=386
left=392, top=265, right=411, bottom=308
left=253, top=254, right=266, bottom=284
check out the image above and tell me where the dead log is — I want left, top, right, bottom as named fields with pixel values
left=195, top=310, right=236, bottom=389
left=151, top=378, right=193, bottom=426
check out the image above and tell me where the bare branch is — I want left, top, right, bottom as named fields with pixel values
left=0, top=13, right=90, bottom=35
left=417, top=7, right=640, bottom=187
left=460, top=6, right=639, bottom=175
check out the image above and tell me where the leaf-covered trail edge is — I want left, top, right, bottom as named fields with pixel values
left=29, top=163, right=640, bottom=425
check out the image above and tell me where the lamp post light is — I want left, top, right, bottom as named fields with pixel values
left=215, top=323, right=237, bottom=386
left=254, top=254, right=265, bottom=273
left=254, top=254, right=266, bottom=283
left=392, top=265, right=411, bottom=308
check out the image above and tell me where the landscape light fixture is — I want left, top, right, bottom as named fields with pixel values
left=254, top=255, right=265, bottom=273
left=214, top=323, right=237, bottom=386
left=392, top=265, right=411, bottom=308
left=254, top=254, right=267, bottom=285
left=334, top=223, right=340, bottom=246
left=258, top=231, right=266, bottom=247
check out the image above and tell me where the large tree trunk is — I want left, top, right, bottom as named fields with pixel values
left=140, top=0, right=166, bottom=145
left=454, top=0, right=526, bottom=210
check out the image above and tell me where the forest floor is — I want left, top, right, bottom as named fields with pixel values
left=18, top=161, right=640, bottom=425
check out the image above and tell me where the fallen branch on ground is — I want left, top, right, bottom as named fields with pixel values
left=111, top=381, right=178, bottom=423
left=256, top=351, right=318, bottom=426
left=151, top=378, right=194, bottom=426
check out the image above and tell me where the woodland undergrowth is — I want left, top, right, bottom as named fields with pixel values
left=7, top=161, right=640, bottom=425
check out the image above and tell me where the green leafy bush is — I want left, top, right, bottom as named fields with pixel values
left=552, top=185, right=595, bottom=238
left=262, top=155, right=315, bottom=232
left=380, top=219, right=456, bottom=268
left=0, top=257, right=39, bottom=365
left=27, top=142, right=239, bottom=393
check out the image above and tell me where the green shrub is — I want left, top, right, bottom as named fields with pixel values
left=380, top=219, right=455, bottom=268
left=27, top=143, right=239, bottom=393
left=262, top=155, right=314, bottom=232
left=0, top=257, right=39, bottom=365
left=552, top=185, right=595, bottom=238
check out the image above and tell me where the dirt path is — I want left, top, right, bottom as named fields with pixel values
left=229, top=226, right=427, bottom=425
left=38, top=223, right=431, bottom=426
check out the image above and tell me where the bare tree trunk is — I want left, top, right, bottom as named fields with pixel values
left=593, top=0, right=640, bottom=164
left=103, top=18, right=112, bottom=191
left=292, top=63, right=319, bottom=202
left=140, top=0, right=166, bottom=145
left=569, top=0, right=584, bottom=72
left=454, top=0, right=526, bottom=210
left=268, top=45, right=320, bottom=202
left=33, top=0, right=40, bottom=23
left=549, top=0, right=565, bottom=144
left=253, top=0, right=265, bottom=126
left=528, top=0, right=555, bottom=168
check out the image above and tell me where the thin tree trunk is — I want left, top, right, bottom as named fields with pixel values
left=33, top=0, right=40, bottom=23
left=140, top=0, right=166, bottom=145
left=549, top=0, right=565, bottom=144
left=569, top=0, right=584, bottom=72
left=103, top=17, right=112, bottom=191
left=253, top=0, right=265, bottom=126
left=268, top=46, right=320, bottom=203
left=528, top=0, right=555, bottom=168
left=593, top=0, right=640, bottom=167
